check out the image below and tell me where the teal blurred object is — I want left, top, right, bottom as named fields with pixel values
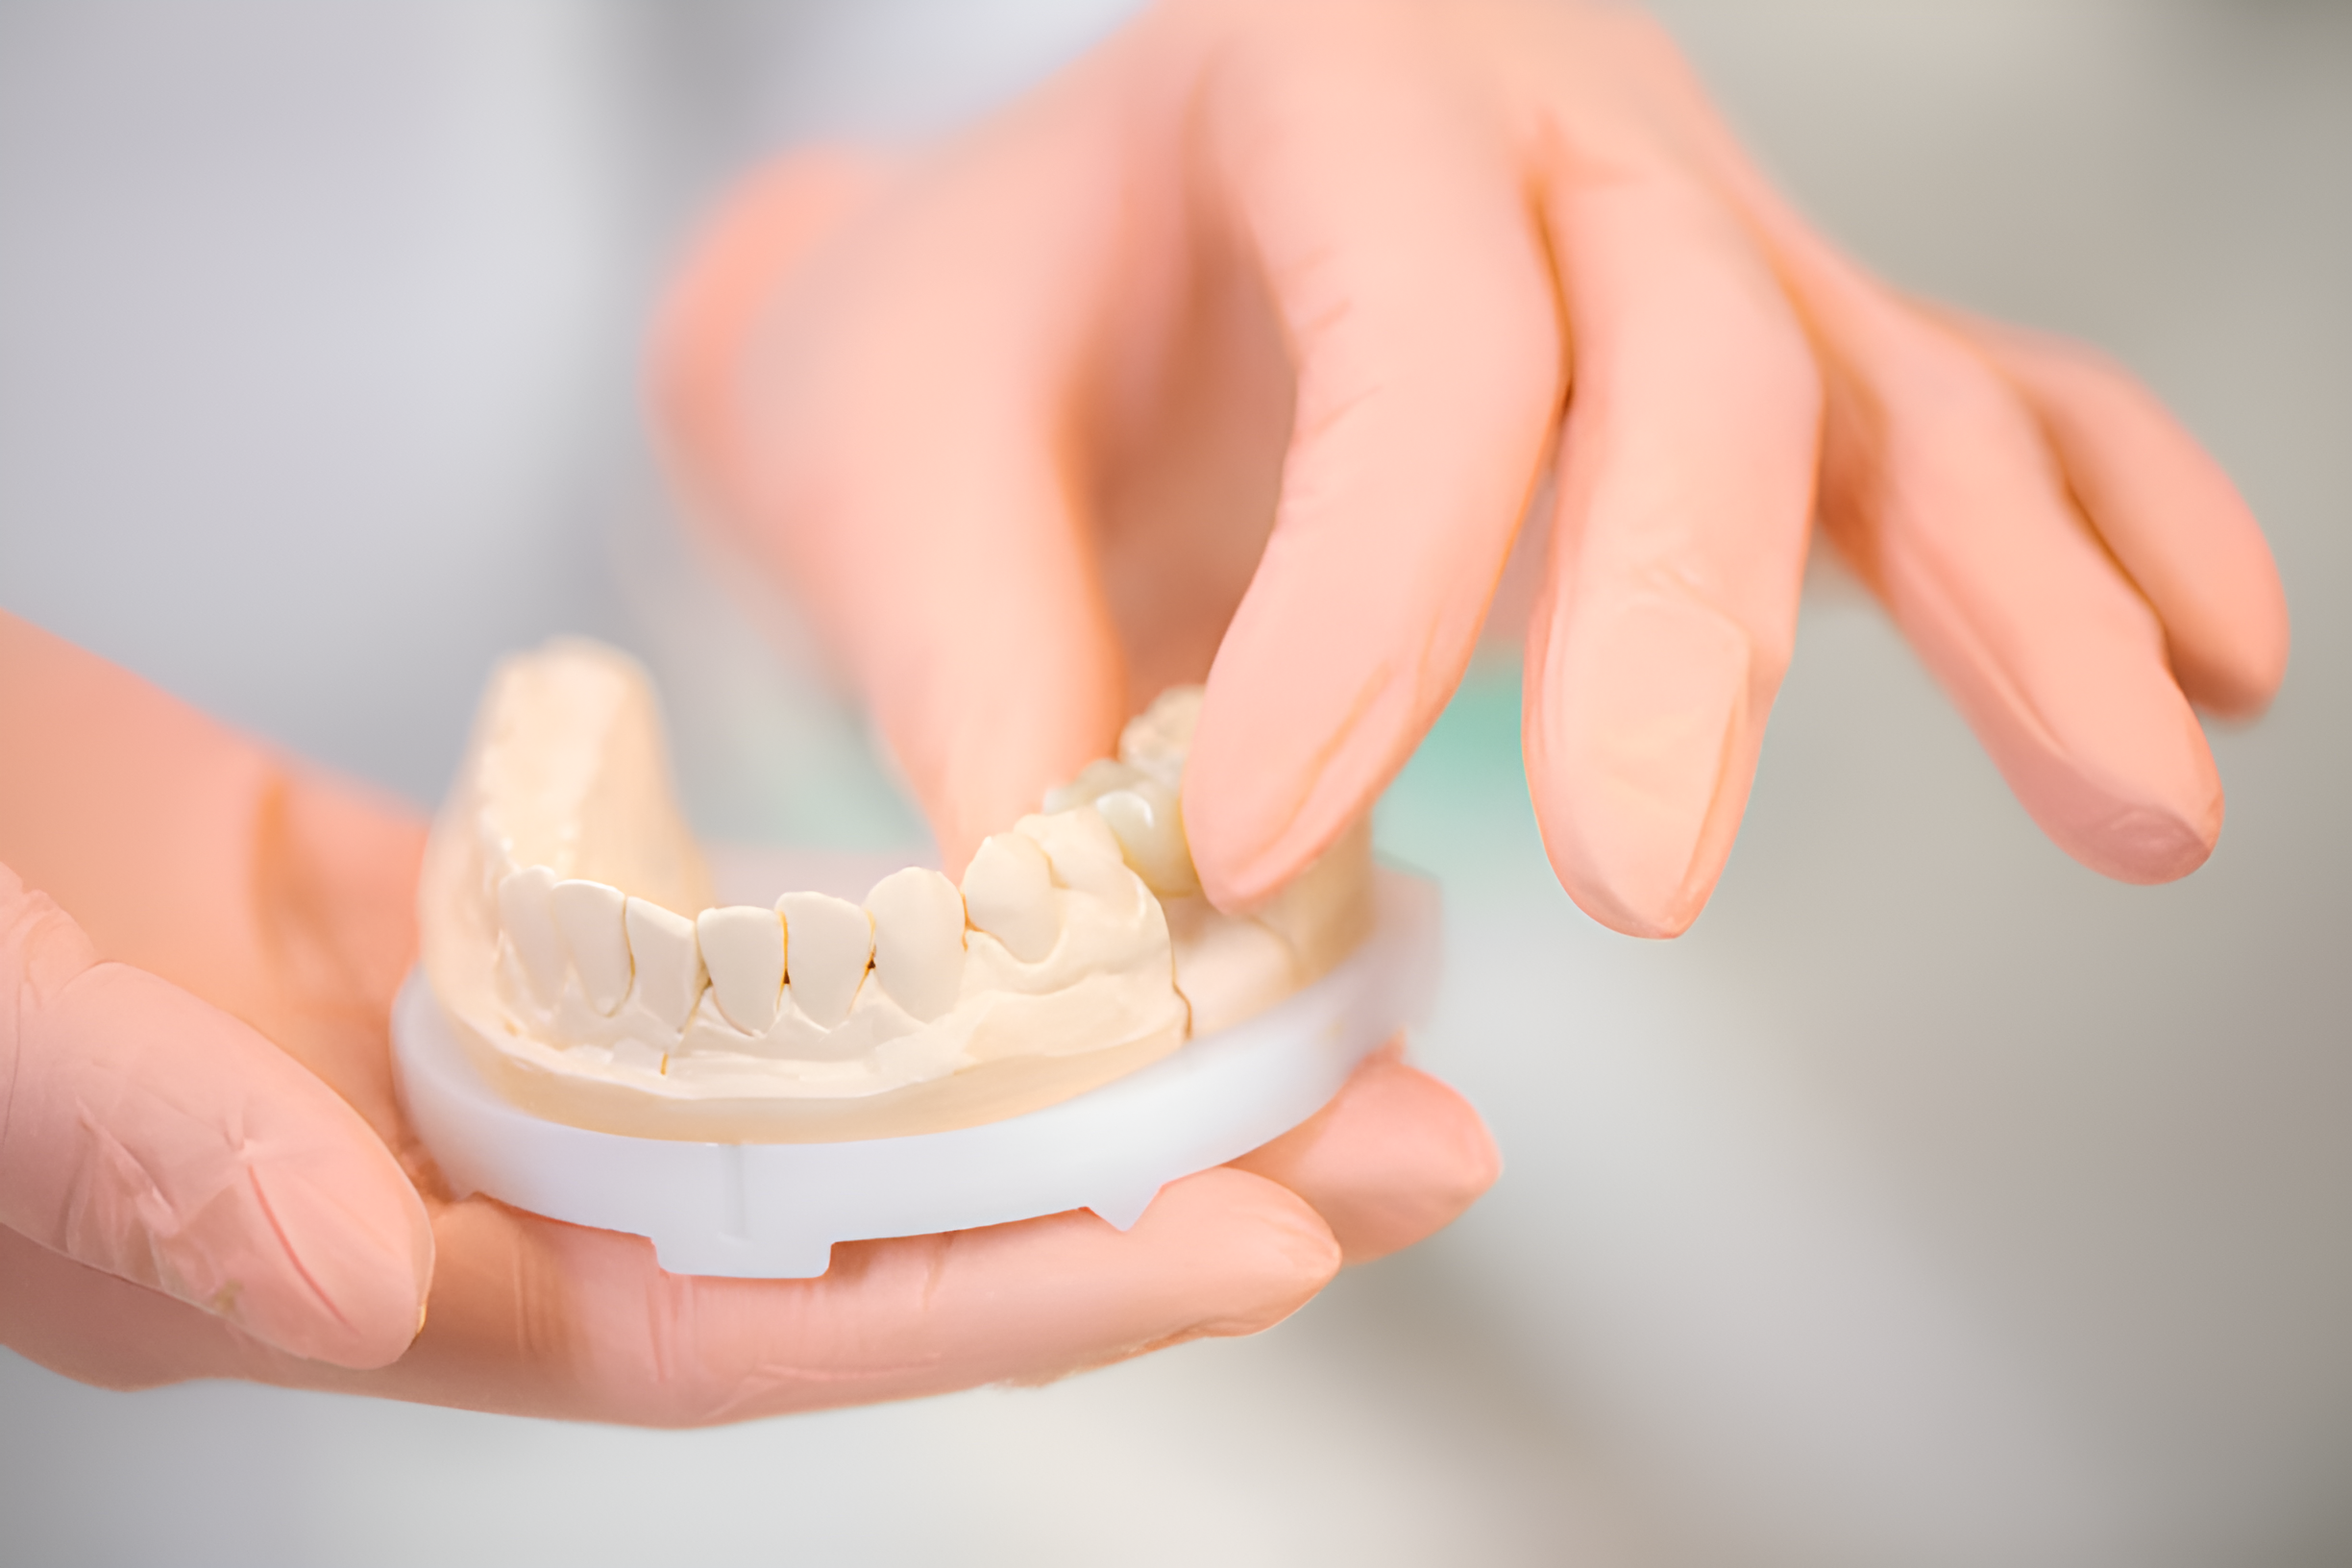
left=1380, top=662, right=1551, bottom=888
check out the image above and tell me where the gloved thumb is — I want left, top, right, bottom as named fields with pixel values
left=0, top=865, right=432, bottom=1369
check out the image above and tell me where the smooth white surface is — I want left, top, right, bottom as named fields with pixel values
left=394, top=861, right=1438, bottom=1278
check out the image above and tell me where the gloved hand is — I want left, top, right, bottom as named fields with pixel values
left=656, top=0, right=2290, bottom=935
left=0, top=611, right=1495, bottom=1422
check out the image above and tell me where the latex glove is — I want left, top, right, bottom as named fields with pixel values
left=656, top=0, right=2289, bottom=934
left=0, top=611, right=1495, bottom=1423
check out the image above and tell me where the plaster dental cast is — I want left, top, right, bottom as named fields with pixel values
left=395, top=642, right=1416, bottom=1276
left=420, top=641, right=1373, bottom=1142
left=0, top=0, right=2287, bottom=1427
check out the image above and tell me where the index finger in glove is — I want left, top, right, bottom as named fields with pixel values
left=1180, top=14, right=1564, bottom=911
left=0, top=865, right=432, bottom=1370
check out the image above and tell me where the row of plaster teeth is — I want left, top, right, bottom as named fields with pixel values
left=496, top=807, right=1135, bottom=1041
left=498, top=869, right=711, bottom=1029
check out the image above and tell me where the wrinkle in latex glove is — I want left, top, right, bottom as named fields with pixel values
left=0, top=866, right=432, bottom=1369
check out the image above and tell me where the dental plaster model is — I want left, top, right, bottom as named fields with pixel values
left=397, top=637, right=1424, bottom=1276
left=415, top=638, right=1375, bottom=1145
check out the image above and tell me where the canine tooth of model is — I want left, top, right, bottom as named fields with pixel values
left=866, top=868, right=968, bottom=1024
left=961, top=831, right=1060, bottom=963
left=496, top=866, right=566, bottom=1003
left=625, top=897, right=706, bottom=1032
left=696, top=905, right=785, bottom=1034
left=1090, top=777, right=1200, bottom=897
left=550, top=878, right=631, bottom=1015
left=776, top=891, right=871, bottom=1029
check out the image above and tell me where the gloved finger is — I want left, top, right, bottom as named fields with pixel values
left=7, top=1165, right=1336, bottom=1421
left=1813, top=282, right=2222, bottom=882
left=1521, top=161, right=1820, bottom=938
left=1227, top=1043, right=1499, bottom=1264
left=1680, top=133, right=2232, bottom=885
left=1949, top=313, right=2291, bottom=717
left=654, top=135, right=1129, bottom=871
left=1181, top=20, right=1563, bottom=911
left=0, top=867, right=432, bottom=1370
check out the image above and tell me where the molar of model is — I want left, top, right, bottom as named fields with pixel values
left=551, top=878, right=631, bottom=1015
left=1041, top=697, right=1201, bottom=896
left=625, top=896, right=705, bottom=1033
left=1115, top=685, right=1199, bottom=788
left=961, top=831, right=1060, bottom=963
left=698, top=905, right=785, bottom=1034
left=866, top=868, right=967, bottom=1023
left=1043, top=758, right=1144, bottom=814
left=1068, top=684, right=1375, bottom=1032
left=775, top=891, right=871, bottom=1029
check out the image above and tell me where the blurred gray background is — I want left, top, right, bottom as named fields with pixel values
left=1, top=3, right=2346, bottom=1565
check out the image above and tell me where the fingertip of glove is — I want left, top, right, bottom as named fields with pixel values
left=1536, top=796, right=1718, bottom=939
left=1180, top=757, right=1311, bottom=916
left=1149, top=1167, right=1341, bottom=1338
left=2069, top=797, right=2219, bottom=887
left=25, top=963, right=438, bottom=1373
left=219, top=1170, right=434, bottom=1371
left=1525, top=594, right=1761, bottom=942
left=1191, top=850, right=1275, bottom=918
left=1413, top=1070, right=1505, bottom=1214
left=1557, top=870, right=1704, bottom=941
left=1187, top=775, right=1372, bottom=918
left=1230, top=1057, right=1501, bottom=1264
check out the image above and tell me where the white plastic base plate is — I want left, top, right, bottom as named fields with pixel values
left=391, top=861, right=1439, bottom=1279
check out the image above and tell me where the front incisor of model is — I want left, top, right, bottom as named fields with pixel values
left=696, top=906, right=785, bottom=1035
left=774, top=892, right=871, bottom=1029
left=417, top=641, right=1375, bottom=1139
left=623, top=899, right=705, bottom=1032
